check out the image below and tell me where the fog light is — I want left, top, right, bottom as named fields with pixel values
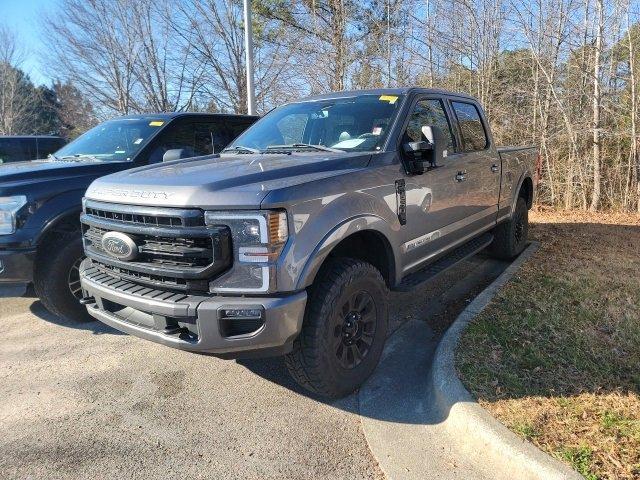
left=220, top=308, right=263, bottom=319
left=218, top=306, right=265, bottom=337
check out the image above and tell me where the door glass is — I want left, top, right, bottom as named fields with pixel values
left=37, top=138, right=65, bottom=158
left=451, top=101, right=488, bottom=151
left=405, top=99, right=455, bottom=152
left=0, top=138, right=31, bottom=163
left=147, top=122, right=197, bottom=163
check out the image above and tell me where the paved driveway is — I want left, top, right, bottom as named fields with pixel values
left=0, top=254, right=505, bottom=480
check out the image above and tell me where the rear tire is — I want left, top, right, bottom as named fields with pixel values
left=489, top=196, right=529, bottom=260
left=285, top=258, right=388, bottom=399
left=34, top=231, right=91, bottom=322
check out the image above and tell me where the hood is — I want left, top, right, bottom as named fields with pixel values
left=85, top=152, right=371, bottom=209
left=0, top=160, right=128, bottom=193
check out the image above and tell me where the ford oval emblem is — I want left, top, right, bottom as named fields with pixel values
left=101, top=231, right=138, bottom=261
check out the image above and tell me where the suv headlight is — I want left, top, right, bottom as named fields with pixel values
left=204, top=210, right=288, bottom=293
left=0, top=195, right=28, bottom=235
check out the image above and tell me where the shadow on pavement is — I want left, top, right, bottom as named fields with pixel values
left=239, top=252, right=511, bottom=421
left=29, top=300, right=125, bottom=335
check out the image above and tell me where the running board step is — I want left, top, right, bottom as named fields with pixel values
left=392, top=233, right=494, bottom=292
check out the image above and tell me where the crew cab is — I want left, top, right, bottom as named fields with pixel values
left=78, top=89, right=537, bottom=397
left=0, top=113, right=257, bottom=322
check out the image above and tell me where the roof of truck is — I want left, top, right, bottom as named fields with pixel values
left=116, top=112, right=260, bottom=121
left=303, top=87, right=478, bottom=102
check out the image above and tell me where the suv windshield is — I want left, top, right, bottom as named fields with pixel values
left=53, top=118, right=166, bottom=162
left=227, top=94, right=404, bottom=153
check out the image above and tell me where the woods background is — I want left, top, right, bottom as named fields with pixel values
left=1, top=0, right=639, bottom=212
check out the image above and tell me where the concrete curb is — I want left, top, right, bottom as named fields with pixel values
left=431, top=242, right=583, bottom=480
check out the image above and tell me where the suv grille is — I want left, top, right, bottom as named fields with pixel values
left=81, top=200, right=231, bottom=292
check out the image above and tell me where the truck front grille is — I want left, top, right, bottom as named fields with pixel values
left=81, top=200, right=231, bottom=292
left=84, top=226, right=215, bottom=268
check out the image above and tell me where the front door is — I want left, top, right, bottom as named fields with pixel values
left=399, top=97, right=470, bottom=274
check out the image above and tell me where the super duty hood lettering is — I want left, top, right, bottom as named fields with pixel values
left=91, top=188, right=175, bottom=200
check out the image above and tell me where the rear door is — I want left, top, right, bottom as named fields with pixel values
left=449, top=100, right=501, bottom=234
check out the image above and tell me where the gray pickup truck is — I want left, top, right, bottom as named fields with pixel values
left=79, top=88, right=537, bottom=398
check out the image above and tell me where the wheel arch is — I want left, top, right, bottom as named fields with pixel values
left=36, top=207, right=82, bottom=247
left=518, top=176, right=534, bottom=209
left=296, top=218, right=399, bottom=291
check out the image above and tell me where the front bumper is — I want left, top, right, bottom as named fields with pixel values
left=0, top=249, right=35, bottom=284
left=79, top=260, right=307, bottom=359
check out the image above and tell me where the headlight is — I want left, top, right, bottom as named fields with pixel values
left=204, top=210, right=288, bottom=293
left=0, top=195, right=28, bottom=235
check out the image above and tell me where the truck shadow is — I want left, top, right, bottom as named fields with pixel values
left=29, top=300, right=125, bottom=335
left=239, top=252, right=511, bottom=418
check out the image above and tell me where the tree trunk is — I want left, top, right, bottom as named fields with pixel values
left=628, top=9, right=640, bottom=212
left=589, top=0, right=604, bottom=212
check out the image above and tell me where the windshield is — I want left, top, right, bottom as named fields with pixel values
left=228, top=94, right=404, bottom=153
left=53, top=118, right=166, bottom=162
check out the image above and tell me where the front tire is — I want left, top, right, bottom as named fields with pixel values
left=489, top=196, right=529, bottom=259
left=285, top=258, right=389, bottom=398
left=34, top=231, right=91, bottom=322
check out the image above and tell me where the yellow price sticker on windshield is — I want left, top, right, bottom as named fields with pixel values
left=379, top=95, right=398, bottom=104
left=149, top=121, right=164, bottom=127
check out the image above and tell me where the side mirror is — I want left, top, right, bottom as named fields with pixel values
left=422, top=125, right=446, bottom=163
left=402, top=125, right=445, bottom=174
left=162, top=148, right=196, bottom=162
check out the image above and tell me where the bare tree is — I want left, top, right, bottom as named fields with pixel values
left=590, top=0, right=604, bottom=211
left=0, top=25, right=37, bottom=134
left=43, top=0, right=141, bottom=116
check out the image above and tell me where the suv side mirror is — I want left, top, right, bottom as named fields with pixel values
left=402, top=125, right=445, bottom=174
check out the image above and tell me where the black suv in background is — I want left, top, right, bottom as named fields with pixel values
left=0, top=112, right=258, bottom=321
left=0, top=136, right=68, bottom=164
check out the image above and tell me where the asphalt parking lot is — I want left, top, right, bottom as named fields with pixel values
left=0, top=253, right=508, bottom=480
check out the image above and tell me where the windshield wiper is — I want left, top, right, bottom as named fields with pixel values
left=266, top=143, right=343, bottom=153
left=222, top=145, right=261, bottom=154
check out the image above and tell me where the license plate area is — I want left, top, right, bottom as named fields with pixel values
left=101, top=298, right=199, bottom=342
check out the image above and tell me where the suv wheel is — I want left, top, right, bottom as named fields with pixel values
left=34, top=231, right=91, bottom=322
left=285, top=258, right=388, bottom=398
left=489, top=196, right=529, bottom=260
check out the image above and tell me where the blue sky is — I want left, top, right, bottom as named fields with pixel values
left=2, top=0, right=56, bottom=85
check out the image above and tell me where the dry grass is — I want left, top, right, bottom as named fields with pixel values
left=456, top=208, right=640, bottom=480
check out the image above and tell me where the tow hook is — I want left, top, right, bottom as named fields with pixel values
left=79, top=296, right=95, bottom=305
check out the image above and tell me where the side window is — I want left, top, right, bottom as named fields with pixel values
left=194, top=122, right=230, bottom=155
left=405, top=99, right=455, bottom=152
left=37, top=138, right=65, bottom=158
left=451, top=101, right=488, bottom=151
left=146, top=121, right=197, bottom=163
left=225, top=120, right=255, bottom=148
left=0, top=138, right=33, bottom=163
left=228, top=120, right=254, bottom=138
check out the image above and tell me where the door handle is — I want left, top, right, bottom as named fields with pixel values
left=455, top=170, right=467, bottom=182
left=491, top=164, right=500, bottom=173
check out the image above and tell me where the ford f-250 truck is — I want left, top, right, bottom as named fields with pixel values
left=79, top=88, right=537, bottom=398
left=0, top=113, right=257, bottom=322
